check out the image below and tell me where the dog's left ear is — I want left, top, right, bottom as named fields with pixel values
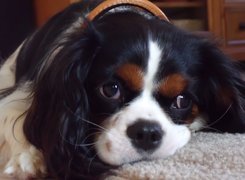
left=195, top=40, right=245, bottom=132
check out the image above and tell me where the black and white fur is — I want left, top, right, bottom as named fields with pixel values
left=0, top=0, right=244, bottom=179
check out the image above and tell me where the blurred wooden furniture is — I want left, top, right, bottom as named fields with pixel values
left=34, top=0, right=245, bottom=61
left=153, top=0, right=245, bottom=61
left=34, top=0, right=79, bottom=27
left=208, top=0, right=245, bottom=61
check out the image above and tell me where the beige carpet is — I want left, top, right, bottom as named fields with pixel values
left=0, top=133, right=244, bottom=179
left=105, top=132, right=245, bottom=180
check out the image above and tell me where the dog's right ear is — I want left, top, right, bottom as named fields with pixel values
left=22, top=25, right=104, bottom=179
left=18, top=3, right=106, bottom=178
left=15, top=1, right=102, bottom=83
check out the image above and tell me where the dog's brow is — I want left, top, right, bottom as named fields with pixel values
left=158, top=73, right=188, bottom=97
left=116, top=63, right=143, bottom=91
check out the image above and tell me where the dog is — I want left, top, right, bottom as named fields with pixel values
left=0, top=0, right=244, bottom=179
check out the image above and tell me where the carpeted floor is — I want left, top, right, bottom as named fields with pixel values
left=105, top=132, right=245, bottom=180
left=0, top=132, right=244, bottom=179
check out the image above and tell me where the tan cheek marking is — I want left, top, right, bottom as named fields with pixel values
left=94, top=118, right=118, bottom=146
left=186, top=104, right=200, bottom=124
left=106, top=141, right=112, bottom=152
left=158, top=74, right=188, bottom=97
left=94, top=132, right=112, bottom=153
left=116, top=63, right=143, bottom=91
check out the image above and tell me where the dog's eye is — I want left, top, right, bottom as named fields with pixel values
left=99, top=82, right=121, bottom=100
left=171, top=95, right=191, bottom=109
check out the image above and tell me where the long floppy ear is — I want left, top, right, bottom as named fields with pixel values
left=196, top=41, right=245, bottom=133
left=22, top=3, right=108, bottom=179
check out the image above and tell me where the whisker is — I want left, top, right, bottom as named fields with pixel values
left=96, top=112, right=114, bottom=116
left=201, top=126, right=223, bottom=133
left=87, top=152, right=99, bottom=174
left=62, top=105, right=130, bottom=153
left=77, top=142, right=97, bottom=147
left=58, top=128, right=99, bottom=147
left=64, top=104, right=110, bottom=132
left=77, top=132, right=100, bottom=147
left=78, top=117, right=109, bottom=132
left=205, top=103, right=232, bottom=128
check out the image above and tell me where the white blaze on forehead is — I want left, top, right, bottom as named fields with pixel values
left=143, top=40, right=162, bottom=95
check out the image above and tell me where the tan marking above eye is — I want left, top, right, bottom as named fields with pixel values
left=158, top=73, right=188, bottom=98
left=116, top=63, right=143, bottom=91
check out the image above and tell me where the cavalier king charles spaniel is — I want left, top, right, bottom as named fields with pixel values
left=0, top=0, right=244, bottom=179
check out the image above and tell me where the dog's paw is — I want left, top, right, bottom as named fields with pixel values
left=4, top=145, right=46, bottom=179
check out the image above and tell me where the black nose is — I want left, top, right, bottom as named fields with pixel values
left=126, top=120, right=164, bottom=152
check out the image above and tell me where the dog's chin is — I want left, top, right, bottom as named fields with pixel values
left=96, top=142, right=188, bottom=167
left=95, top=125, right=191, bottom=166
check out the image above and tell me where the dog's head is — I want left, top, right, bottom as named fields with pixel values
left=19, top=0, right=245, bottom=178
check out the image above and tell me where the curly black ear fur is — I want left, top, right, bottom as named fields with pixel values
left=21, top=2, right=111, bottom=179
left=196, top=41, right=245, bottom=133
